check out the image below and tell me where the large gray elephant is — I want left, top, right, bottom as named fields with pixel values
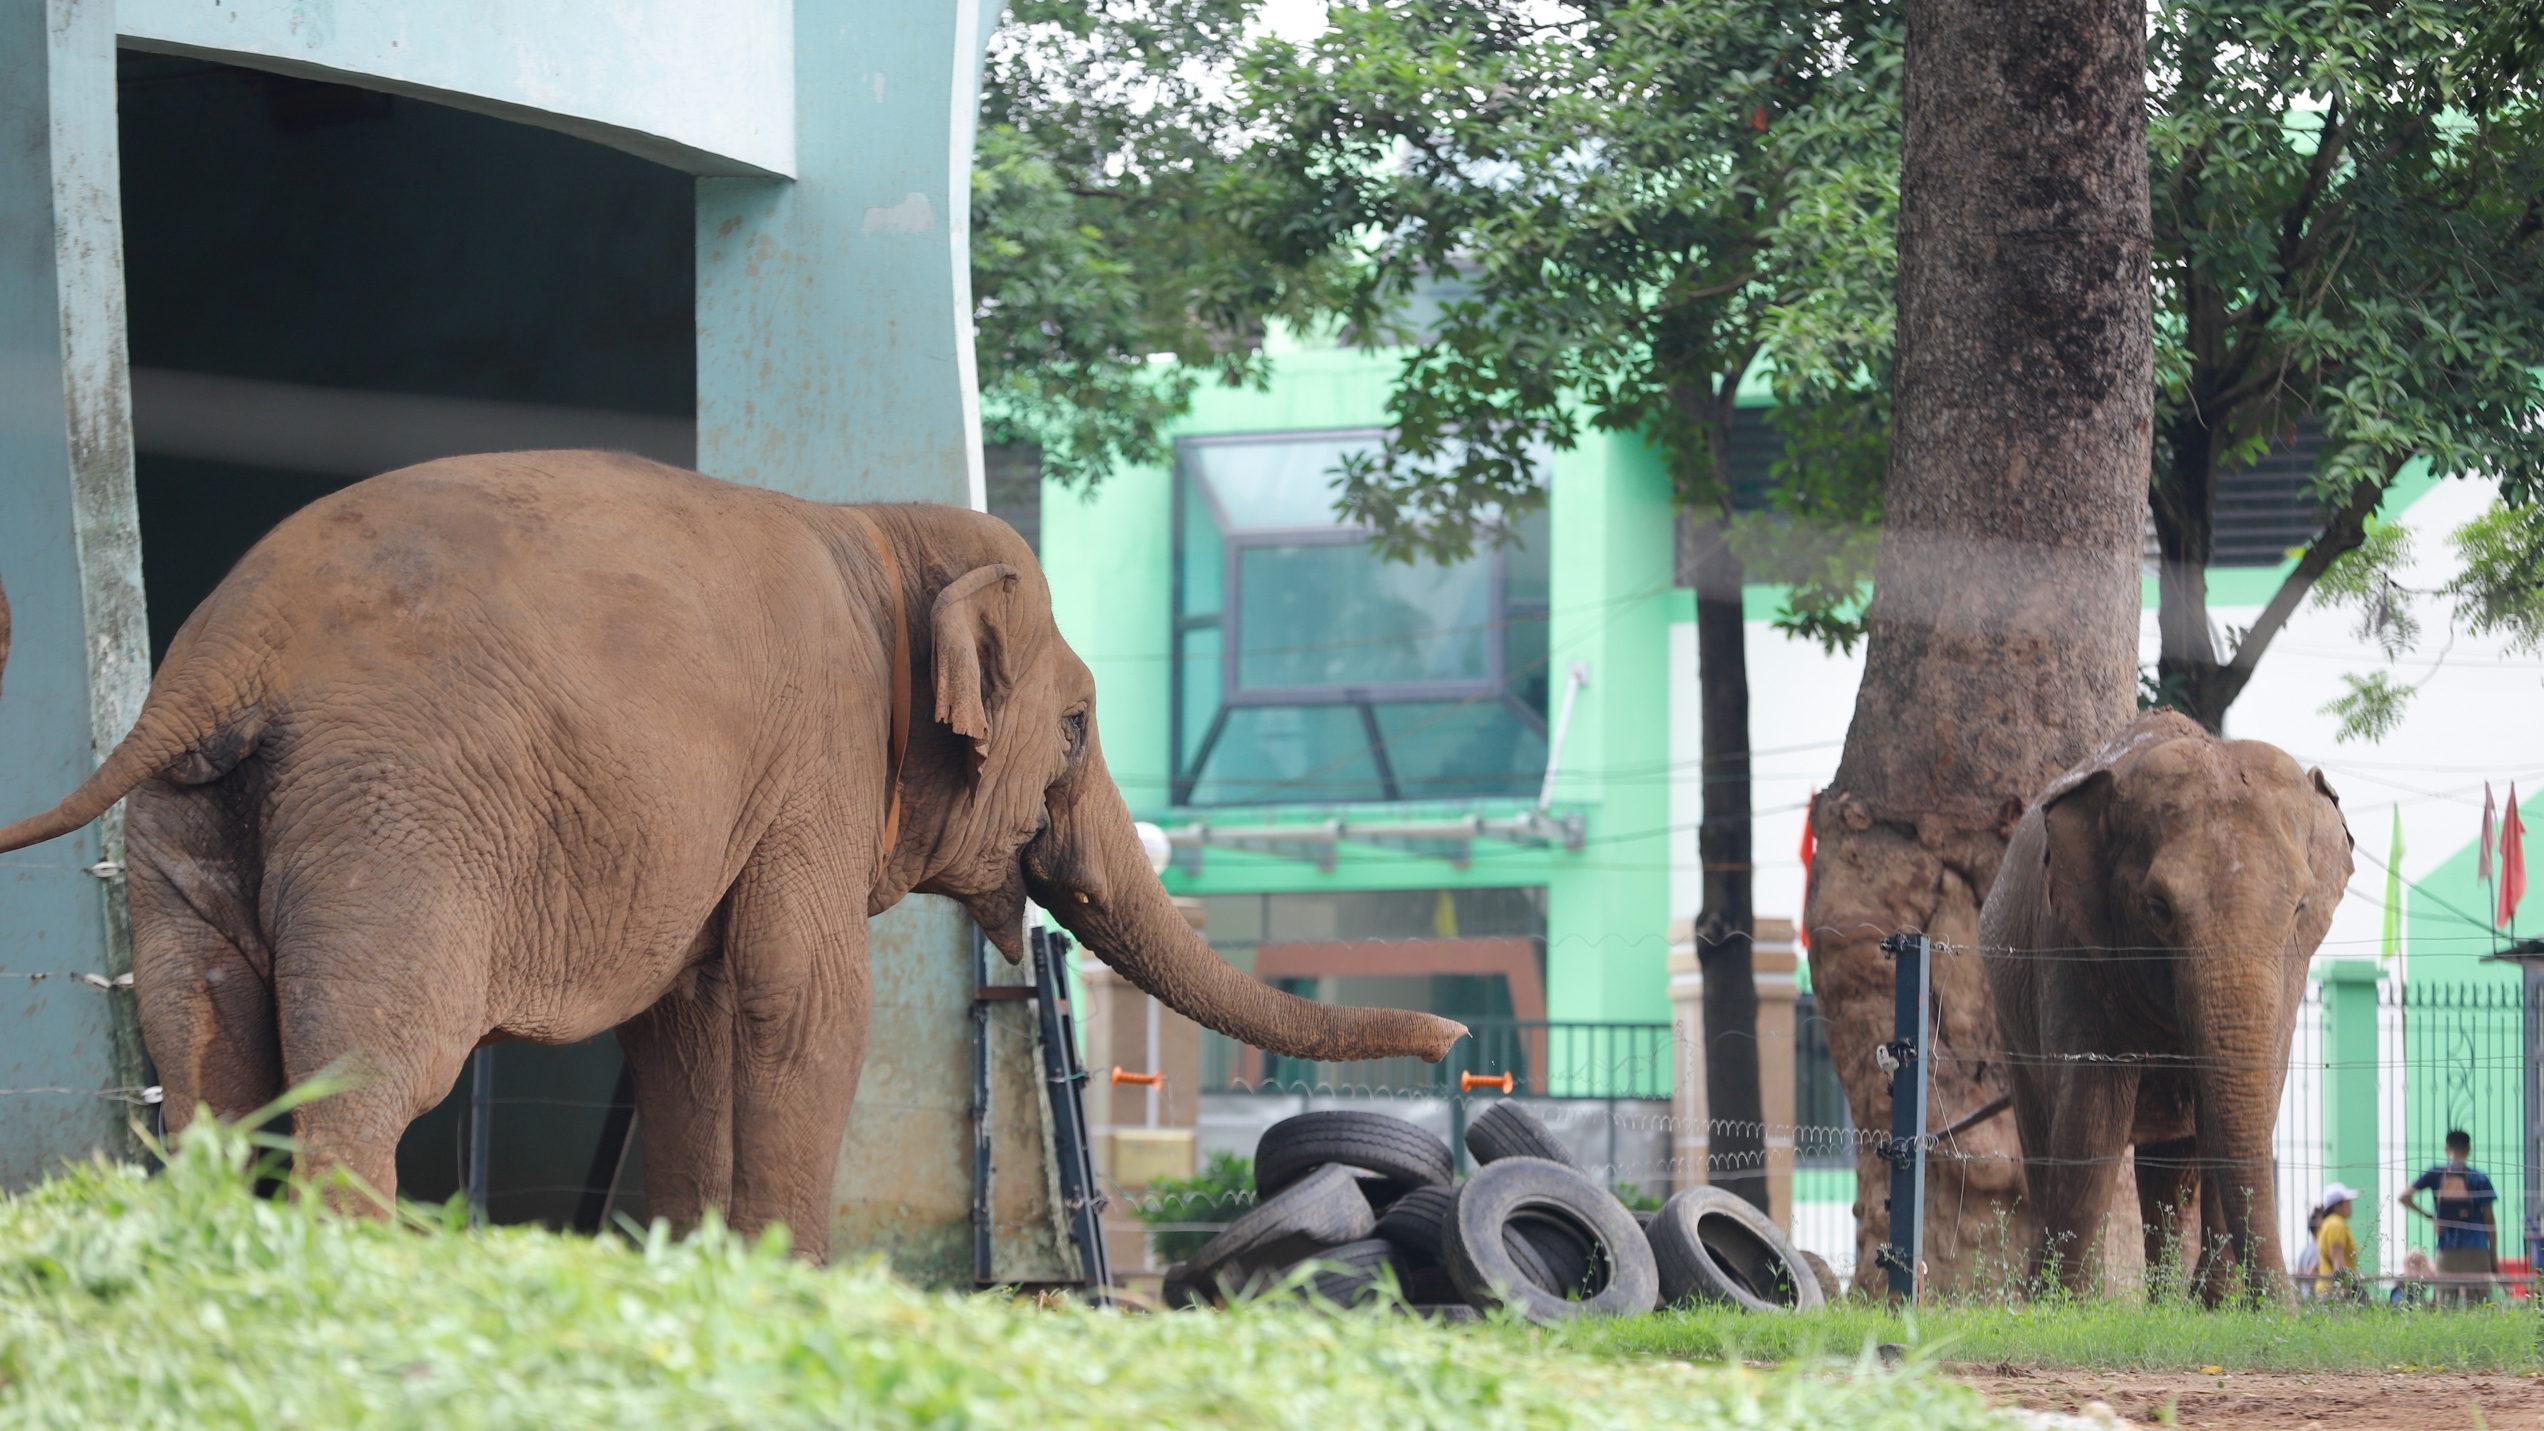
left=1980, top=710, right=2350, bottom=1300
left=0, top=451, right=1465, bottom=1259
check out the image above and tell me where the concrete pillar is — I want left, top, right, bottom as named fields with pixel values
left=1667, top=922, right=1707, bottom=1194
left=0, top=0, right=152, bottom=1183
left=2322, top=959, right=2383, bottom=1271
left=691, top=1, right=1023, bottom=1283
left=1754, top=919, right=1800, bottom=1228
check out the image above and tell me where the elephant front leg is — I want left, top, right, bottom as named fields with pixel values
left=2024, top=1065, right=2138, bottom=1294
left=719, top=853, right=873, bottom=1264
left=619, top=955, right=738, bottom=1235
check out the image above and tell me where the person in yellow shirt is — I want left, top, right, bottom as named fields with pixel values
left=2314, top=1183, right=2361, bottom=1298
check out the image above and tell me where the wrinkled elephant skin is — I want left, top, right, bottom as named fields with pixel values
left=0, top=451, right=1466, bottom=1259
left=1980, top=710, right=2350, bottom=1300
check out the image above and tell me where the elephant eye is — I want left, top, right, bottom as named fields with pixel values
left=2144, top=895, right=2174, bottom=926
left=1061, top=710, right=1086, bottom=755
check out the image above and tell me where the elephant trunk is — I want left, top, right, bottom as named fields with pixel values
left=2179, top=921, right=2306, bottom=1301
left=1026, top=747, right=1467, bottom=1064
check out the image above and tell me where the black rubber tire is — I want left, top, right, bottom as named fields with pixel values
left=1509, top=1210, right=1596, bottom=1297
left=1464, top=1101, right=1577, bottom=1168
left=1411, top=1303, right=1478, bottom=1323
left=1182, top=1163, right=1375, bottom=1302
left=1159, top=1264, right=1207, bottom=1309
left=1399, top=1264, right=1461, bottom=1304
left=1647, top=1187, right=1826, bottom=1313
left=1500, top=1221, right=1558, bottom=1294
left=1796, top=1248, right=1844, bottom=1304
left=1255, top=1112, right=1455, bottom=1203
left=1297, top=1238, right=1408, bottom=1307
left=1372, top=1185, right=1457, bottom=1266
left=1442, top=1157, right=1658, bottom=1322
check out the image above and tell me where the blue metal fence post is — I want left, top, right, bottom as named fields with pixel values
left=1877, top=932, right=1930, bottom=1302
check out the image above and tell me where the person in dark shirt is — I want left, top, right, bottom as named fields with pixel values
left=2400, top=1128, right=2497, bottom=1304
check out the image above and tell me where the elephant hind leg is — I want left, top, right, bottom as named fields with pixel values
left=130, top=858, right=283, bottom=1132
left=2134, top=1135, right=2199, bottom=1296
left=267, top=901, right=495, bottom=1209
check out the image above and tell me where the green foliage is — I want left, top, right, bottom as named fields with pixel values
left=0, top=1116, right=2011, bottom=1429
left=1562, top=1300, right=2544, bottom=1374
left=2319, top=670, right=2415, bottom=745
left=1131, top=1150, right=1255, bottom=1262
left=1236, top=0, right=1902, bottom=589
left=2145, top=0, right=2544, bottom=720
left=2311, top=519, right=2421, bottom=660
left=1610, top=1182, right=1666, bottom=1213
left=2305, top=500, right=2544, bottom=741
left=2150, top=0, right=2544, bottom=509
left=972, top=1, right=1336, bottom=487
left=2445, top=499, right=2544, bottom=655
left=2458, top=0, right=2544, bottom=101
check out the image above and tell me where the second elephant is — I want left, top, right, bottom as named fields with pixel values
left=1981, top=711, right=2351, bottom=1299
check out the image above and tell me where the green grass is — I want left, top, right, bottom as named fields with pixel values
left=1556, top=1300, right=2544, bottom=1375
left=0, top=1113, right=2011, bottom=1430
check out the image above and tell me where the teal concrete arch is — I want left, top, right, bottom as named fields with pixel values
left=0, top=0, right=1002, bottom=1194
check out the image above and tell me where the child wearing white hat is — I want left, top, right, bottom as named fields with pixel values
left=2315, top=1183, right=2361, bottom=1298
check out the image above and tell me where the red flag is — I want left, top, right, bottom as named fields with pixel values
left=1797, top=791, right=1818, bottom=951
left=2501, top=786, right=2527, bottom=930
left=2480, top=783, right=2497, bottom=883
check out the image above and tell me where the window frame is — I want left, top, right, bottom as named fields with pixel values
left=1171, top=429, right=1549, bottom=807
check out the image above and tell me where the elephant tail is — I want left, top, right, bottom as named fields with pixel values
left=0, top=595, right=252, bottom=855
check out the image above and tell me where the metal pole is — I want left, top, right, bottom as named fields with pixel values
left=1877, top=932, right=1930, bottom=1302
left=972, top=923, right=996, bottom=1285
left=1144, top=993, right=1161, bottom=1129
left=1033, top=928, right=1113, bottom=1301
left=2527, top=960, right=2542, bottom=1278
left=467, top=1045, right=493, bottom=1227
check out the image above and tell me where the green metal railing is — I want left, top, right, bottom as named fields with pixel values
left=1203, top=1019, right=1673, bottom=1100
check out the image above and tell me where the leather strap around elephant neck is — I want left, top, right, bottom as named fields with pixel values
left=843, top=509, right=912, bottom=873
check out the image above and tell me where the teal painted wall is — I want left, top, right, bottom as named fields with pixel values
left=1542, top=429, right=1676, bottom=1025
left=1045, top=459, right=1176, bottom=813
left=697, top=4, right=988, bottom=507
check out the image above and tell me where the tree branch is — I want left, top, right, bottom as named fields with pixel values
left=2211, top=460, right=2404, bottom=708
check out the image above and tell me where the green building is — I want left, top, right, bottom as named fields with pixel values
left=1042, top=337, right=1681, bottom=1045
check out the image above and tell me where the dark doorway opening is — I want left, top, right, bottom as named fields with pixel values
left=117, top=50, right=695, bottom=1227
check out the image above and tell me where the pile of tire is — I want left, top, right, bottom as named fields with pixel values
left=1161, top=1102, right=1835, bottom=1324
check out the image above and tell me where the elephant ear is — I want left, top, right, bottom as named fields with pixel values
left=2309, top=768, right=2350, bottom=826
left=2040, top=768, right=2115, bottom=937
left=932, top=564, right=1019, bottom=765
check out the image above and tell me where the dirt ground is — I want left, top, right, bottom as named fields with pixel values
left=1955, top=1365, right=2544, bottom=1429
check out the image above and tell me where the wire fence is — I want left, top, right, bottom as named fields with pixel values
left=1199, top=973, right=2539, bottom=1287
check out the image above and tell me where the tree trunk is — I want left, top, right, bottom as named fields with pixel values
left=1681, top=514, right=1766, bottom=1212
left=1803, top=0, right=2152, bottom=1295
left=2150, top=406, right=2222, bottom=726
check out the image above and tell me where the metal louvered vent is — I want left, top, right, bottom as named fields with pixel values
left=2146, top=421, right=2332, bottom=568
